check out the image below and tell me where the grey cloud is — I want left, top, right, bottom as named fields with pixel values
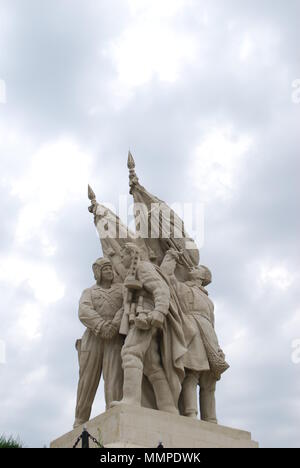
left=0, top=0, right=299, bottom=448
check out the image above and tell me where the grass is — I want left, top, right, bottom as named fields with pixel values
left=0, top=435, right=23, bottom=448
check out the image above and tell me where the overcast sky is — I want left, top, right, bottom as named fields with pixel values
left=0, top=0, right=299, bottom=448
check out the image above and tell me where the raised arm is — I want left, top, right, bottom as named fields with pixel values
left=160, top=249, right=178, bottom=279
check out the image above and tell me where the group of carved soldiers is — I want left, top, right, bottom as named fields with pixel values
left=73, top=243, right=229, bottom=429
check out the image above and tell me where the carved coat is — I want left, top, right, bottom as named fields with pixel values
left=175, top=280, right=229, bottom=379
left=75, top=282, right=124, bottom=418
left=120, top=260, right=189, bottom=406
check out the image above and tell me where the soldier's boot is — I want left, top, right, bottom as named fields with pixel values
left=73, top=404, right=92, bottom=428
left=73, top=418, right=86, bottom=429
left=181, top=371, right=198, bottom=419
left=199, top=389, right=217, bottom=424
left=149, top=372, right=178, bottom=414
left=110, top=367, right=143, bottom=408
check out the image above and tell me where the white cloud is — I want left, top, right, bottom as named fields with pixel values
left=282, top=309, right=300, bottom=339
left=223, top=327, right=248, bottom=362
left=189, top=126, right=252, bottom=201
left=11, top=138, right=93, bottom=252
left=259, top=264, right=294, bottom=291
left=22, top=365, right=48, bottom=386
left=239, top=35, right=255, bottom=62
left=238, top=25, right=280, bottom=65
left=0, top=339, right=6, bottom=364
left=0, top=121, right=34, bottom=188
left=128, top=0, right=187, bottom=18
left=104, top=0, right=198, bottom=101
left=1, top=365, right=48, bottom=416
left=292, top=79, right=300, bottom=104
left=0, top=78, right=6, bottom=104
left=17, top=303, right=43, bottom=341
left=0, top=0, right=299, bottom=449
left=224, top=19, right=281, bottom=65
left=0, top=255, right=65, bottom=306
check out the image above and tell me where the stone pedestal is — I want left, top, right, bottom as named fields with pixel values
left=50, top=404, right=258, bottom=448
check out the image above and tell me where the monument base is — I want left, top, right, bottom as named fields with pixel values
left=50, top=404, right=258, bottom=448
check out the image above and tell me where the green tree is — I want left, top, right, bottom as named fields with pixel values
left=0, top=435, right=23, bottom=448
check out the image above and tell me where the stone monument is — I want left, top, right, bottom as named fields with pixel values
left=50, top=153, right=258, bottom=448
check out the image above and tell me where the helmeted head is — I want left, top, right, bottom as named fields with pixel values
left=92, top=257, right=114, bottom=284
left=189, top=265, right=212, bottom=287
left=121, top=242, right=140, bottom=270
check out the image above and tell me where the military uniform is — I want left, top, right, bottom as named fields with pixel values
left=74, top=281, right=124, bottom=427
left=117, top=260, right=178, bottom=414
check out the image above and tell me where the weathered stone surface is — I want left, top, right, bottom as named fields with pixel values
left=66, top=154, right=257, bottom=447
left=51, top=405, right=258, bottom=449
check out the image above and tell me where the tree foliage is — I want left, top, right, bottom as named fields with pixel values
left=0, top=435, right=23, bottom=448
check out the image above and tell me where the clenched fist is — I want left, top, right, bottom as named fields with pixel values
left=149, top=310, right=165, bottom=329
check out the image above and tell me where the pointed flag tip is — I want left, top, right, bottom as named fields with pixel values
left=127, top=150, right=135, bottom=170
left=88, top=184, right=96, bottom=201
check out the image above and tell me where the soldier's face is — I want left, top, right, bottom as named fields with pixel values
left=189, top=271, right=203, bottom=285
left=121, top=250, right=132, bottom=269
left=101, top=265, right=114, bottom=282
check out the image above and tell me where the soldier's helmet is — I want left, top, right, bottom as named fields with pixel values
left=189, top=265, right=212, bottom=287
left=92, top=257, right=113, bottom=281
